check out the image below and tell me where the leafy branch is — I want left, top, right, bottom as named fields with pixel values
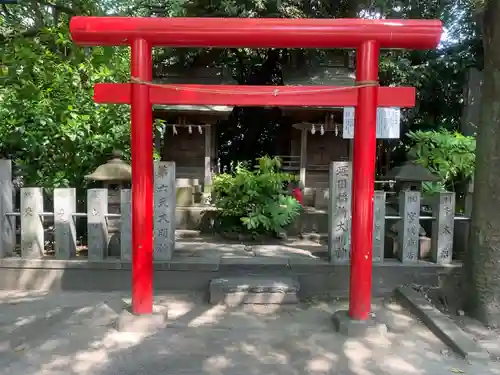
left=408, top=130, right=476, bottom=192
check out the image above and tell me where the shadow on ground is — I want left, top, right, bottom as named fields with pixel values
left=0, top=291, right=499, bottom=375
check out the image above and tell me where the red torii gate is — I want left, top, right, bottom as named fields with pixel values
left=70, top=17, right=442, bottom=320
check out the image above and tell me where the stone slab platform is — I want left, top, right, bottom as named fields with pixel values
left=209, top=276, right=299, bottom=306
left=175, top=206, right=331, bottom=235
left=0, top=253, right=458, bottom=299
left=0, top=239, right=460, bottom=299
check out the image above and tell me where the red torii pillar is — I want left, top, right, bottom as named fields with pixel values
left=70, top=17, right=442, bottom=319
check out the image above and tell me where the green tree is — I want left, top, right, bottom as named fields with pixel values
left=377, top=0, right=481, bottom=132
left=0, top=24, right=131, bottom=187
left=0, top=0, right=133, bottom=187
left=408, top=129, right=476, bottom=192
left=0, top=0, right=484, bottom=187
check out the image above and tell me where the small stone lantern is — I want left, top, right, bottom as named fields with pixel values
left=382, top=157, right=440, bottom=260
left=85, top=150, right=131, bottom=257
left=383, top=156, right=440, bottom=192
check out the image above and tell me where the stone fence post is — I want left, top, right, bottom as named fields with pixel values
left=53, top=188, right=77, bottom=259
left=87, top=189, right=108, bottom=260
left=154, top=161, right=176, bottom=261
left=373, top=191, right=386, bottom=263
left=431, top=192, right=456, bottom=264
left=20, top=188, right=44, bottom=258
left=0, top=160, right=14, bottom=258
left=397, top=191, right=421, bottom=262
left=120, top=189, right=132, bottom=261
left=328, top=161, right=352, bottom=264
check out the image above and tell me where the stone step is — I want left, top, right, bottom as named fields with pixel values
left=209, top=276, right=300, bottom=306
left=175, top=229, right=202, bottom=239
left=299, top=232, right=327, bottom=242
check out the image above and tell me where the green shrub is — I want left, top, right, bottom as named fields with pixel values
left=212, top=156, right=301, bottom=235
left=407, top=129, right=476, bottom=192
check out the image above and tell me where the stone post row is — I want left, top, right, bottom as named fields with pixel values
left=327, top=161, right=456, bottom=264
left=328, top=161, right=386, bottom=264
left=0, top=159, right=177, bottom=261
left=87, top=161, right=177, bottom=261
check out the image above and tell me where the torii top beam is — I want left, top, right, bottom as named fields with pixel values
left=70, top=17, right=442, bottom=49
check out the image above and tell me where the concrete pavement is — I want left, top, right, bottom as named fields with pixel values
left=0, top=291, right=498, bottom=375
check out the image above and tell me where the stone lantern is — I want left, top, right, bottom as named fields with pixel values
left=382, top=157, right=440, bottom=260
left=85, top=150, right=131, bottom=257
left=383, top=156, right=440, bottom=192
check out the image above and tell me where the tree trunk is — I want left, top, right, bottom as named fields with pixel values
left=464, top=0, right=500, bottom=326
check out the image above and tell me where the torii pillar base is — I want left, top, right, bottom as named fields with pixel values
left=332, top=310, right=387, bottom=337
left=115, top=304, right=169, bottom=333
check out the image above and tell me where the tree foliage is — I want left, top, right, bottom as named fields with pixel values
left=408, top=130, right=476, bottom=192
left=377, top=0, right=482, bottom=132
left=0, top=1, right=132, bottom=188
left=0, top=0, right=484, bottom=186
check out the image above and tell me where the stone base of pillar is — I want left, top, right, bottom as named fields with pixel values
left=115, top=304, right=169, bottom=333
left=331, top=310, right=387, bottom=337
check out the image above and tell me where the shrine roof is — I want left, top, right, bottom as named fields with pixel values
left=282, top=66, right=355, bottom=86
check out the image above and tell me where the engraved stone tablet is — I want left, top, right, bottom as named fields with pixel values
left=373, top=191, right=386, bottom=263
left=154, top=161, right=176, bottom=261
left=328, top=162, right=352, bottom=264
left=398, top=191, right=420, bottom=262
left=431, top=192, right=455, bottom=264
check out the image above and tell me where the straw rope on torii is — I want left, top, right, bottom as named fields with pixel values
left=133, top=78, right=380, bottom=136
left=130, top=76, right=380, bottom=96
